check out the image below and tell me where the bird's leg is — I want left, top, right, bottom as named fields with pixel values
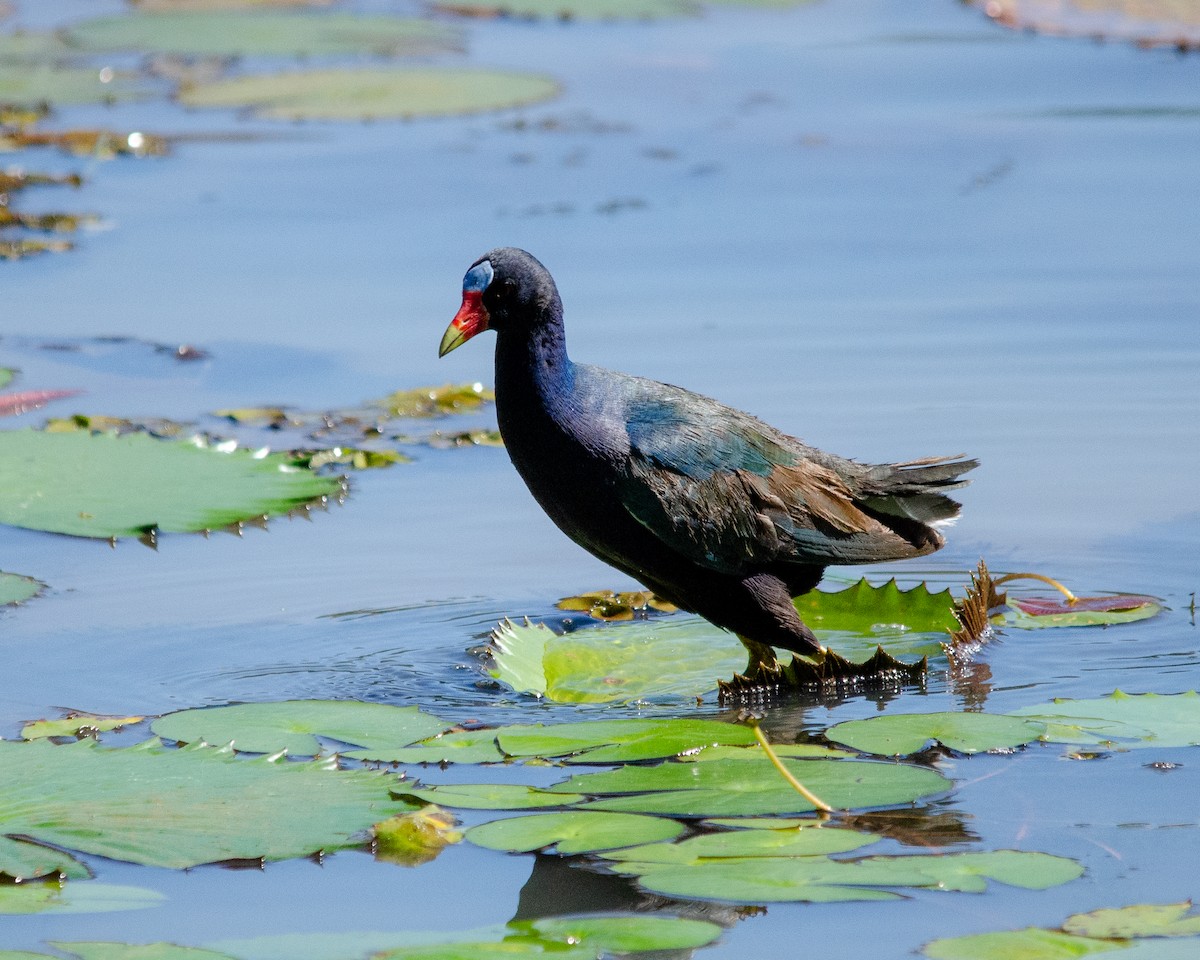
left=737, top=635, right=781, bottom=677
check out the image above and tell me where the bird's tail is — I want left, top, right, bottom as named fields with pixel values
left=861, top=454, right=979, bottom=528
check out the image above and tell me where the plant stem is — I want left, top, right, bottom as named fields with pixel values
left=750, top=723, right=833, bottom=813
left=993, top=572, right=1078, bottom=604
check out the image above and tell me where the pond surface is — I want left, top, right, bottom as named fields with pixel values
left=2, top=0, right=1199, bottom=957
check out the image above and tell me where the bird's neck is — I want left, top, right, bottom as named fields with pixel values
left=494, top=312, right=574, bottom=423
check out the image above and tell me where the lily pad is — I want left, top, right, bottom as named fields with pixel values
left=826, top=712, right=1047, bottom=756
left=398, top=782, right=585, bottom=810
left=0, top=570, right=43, bottom=605
left=793, top=578, right=959, bottom=635
left=1007, top=594, right=1163, bottom=629
left=432, top=0, right=698, bottom=19
left=66, top=12, right=460, bottom=58
left=925, top=929, right=1122, bottom=959
left=494, top=716, right=758, bottom=763
left=0, top=884, right=165, bottom=916
left=0, top=429, right=342, bottom=539
left=374, top=806, right=462, bottom=867
left=1064, top=902, right=1200, bottom=940
left=375, top=382, right=494, bottom=418
left=0, top=738, right=411, bottom=870
left=1011, top=691, right=1200, bottom=749
left=552, top=755, right=950, bottom=817
left=625, top=850, right=1082, bottom=904
left=53, top=947, right=236, bottom=960
left=974, top=0, right=1200, bottom=50
left=354, top=728, right=507, bottom=764
left=151, top=700, right=451, bottom=755
left=0, top=368, right=12, bottom=389
left=599, top=823, right=879, bottom=864
left=466, top=811, right=684, bottom=854
left=0, top=65, right=150, bottom=106
left=556, top=589, right=676, bottom=620
left=0, top=835, right=89, bottom=882
left=0, top=390, right=81, bottom=417
left=22, top=713, right=144, bottom=740
left=179, top=68, right=559, bottom=120
left=489, top=616, right=746, bottom=702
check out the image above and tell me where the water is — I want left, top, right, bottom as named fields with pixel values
left=2, top=0, right=1199, bottom=956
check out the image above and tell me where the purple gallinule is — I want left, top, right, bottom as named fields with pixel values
left=440, top=248, right=977, bottom=675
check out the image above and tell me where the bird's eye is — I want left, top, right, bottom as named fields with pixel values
left=502, top=278, right=519, bottom=297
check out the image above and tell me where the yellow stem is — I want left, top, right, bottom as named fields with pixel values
left=750, top=723, right=833, bottom=814
left=992, top=572, right=1078, bottom=604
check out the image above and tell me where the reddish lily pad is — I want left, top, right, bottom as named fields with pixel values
left=1007, top=594, right=1163, bottom=628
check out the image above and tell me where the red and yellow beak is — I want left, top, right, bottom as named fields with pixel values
left=438, top=290, right=490, bottom=358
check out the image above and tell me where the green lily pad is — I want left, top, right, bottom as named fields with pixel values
left=353, top=728, right=506, bottom=764
left=22, top=713, right=144, bottom=741
left=398, top=783, right=585, bottom=810
left=0, top=368, right=13, bottom=389
left=972, top=0, right=1200, bottom=50
left=600, top=823, right=879, bottom=864
left=151, top=700, right=451, bottom=755
left=1064, top=902, right=1200, bottom=940
left=431, top=0, right=698, bottom=19
left=1011, top=691, right=1200, bottom=748
left=66, top=12, right=459, bottom=58
left=0, top=884, right=166, bottom=916
left=0, top=570, right=43, bottom=605
left=626, top=850, right=1082, bottom=903
left=179, top=68, right=559, bottom=120
left=494, top=717, right=758, bottom=763
left=375, top=383, right=494, bottom=418
left=0, top=65, right=150, bottom=106
left=0, top=429, right=342, bottom=540
left=0, top=739, right=411, bottom=871
left=489, top=616, right=746, bottom=703
left=923, top=927, right=1121, bottom=959
left=374, top=806, right=462, bottom=867
left=53, top=946, right=236, bottom=960
left=794, top=578, right=959, bottom=635
left=0, top=835, right=89, bottom=882
left=466, top=811, right=684, bottom=854
left=553, top=756, right=950, bottom=817
left=826, top=712, right=1047, bottom=756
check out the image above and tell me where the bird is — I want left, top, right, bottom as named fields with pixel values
left=439, top=248, right=977, bottom=676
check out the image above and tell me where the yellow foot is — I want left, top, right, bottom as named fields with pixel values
left=737, top=636, right=782, bottom=678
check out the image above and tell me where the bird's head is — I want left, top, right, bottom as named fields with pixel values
left=438, top=248, right=559, bottom=357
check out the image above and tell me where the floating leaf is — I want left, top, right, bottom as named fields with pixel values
left=367, top=915, right=722, bottom=959
left=625, top=850, right=1082, bottom=904
left=1007, top=594, right=1163, bottom=629
left=974, top=0, right=1200, bottom=51
left=0, top=884, right=165, bottom=916
left=374, top=805, right=462, bottom=867
left=66, top=12, right=460, bottom=58
left=924, top=927, right=1121, bottom=959
left=22, top=713, right=144, bottom=741
left=52, top=946, right=237, bottom=960
left=151, top=700, right=451, bottom=755
left=0, top=65, right=150, bottom=106
left=489, top=615, right=746, bottom=703
left=398, top=782, right=585, bottom=810
left=432, top=0, right=698, bottom=19
left=551, top=756, right=950, bottom=817
left=793, top=578, right=959, bottom=635
left=1011, top=691, right=1200, bottom=749
left=0, top=836, right=88, bottom=882
left=376, top=382, right=494, bottom=418
left=466, top=811, right=684, bottom=854
left=1, top=128, right=169, bottom=159
left=556, top=589, right=676, bottom=620
left=826, top=712, right=1047, bottom=756
left=0, top=570, right=43, bottom=605
left=0, top=429, right=342, bottom=539
left=44, top=414, right=191, bottom=439
left=353, top=728, right=506, bottom=764
left=0, top=389, right=81, bottom=417
left=0, top=368, right=12, bottom=389
left=494, top=716, right=758, bottom=763
left=0, top=739, right=410, bottom=870
left=1064, top=902, right=1200, bottom=940
left=179, top=68, right=559, bottom=120
left=599, top=823, right=879, bottom=865
left=0, top=238, right=73, bottom=260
